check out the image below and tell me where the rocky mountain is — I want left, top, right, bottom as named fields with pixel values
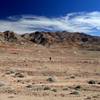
left=0, top=31, right=100, bottom=50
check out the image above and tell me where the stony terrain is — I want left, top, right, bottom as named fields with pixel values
left=0, top=31, right=100, bottom=100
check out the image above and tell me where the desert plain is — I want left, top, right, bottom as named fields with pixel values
left=0, top=42, right=100, bottom=100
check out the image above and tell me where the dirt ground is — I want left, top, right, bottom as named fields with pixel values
left=0, top=43, right=100, bottom=100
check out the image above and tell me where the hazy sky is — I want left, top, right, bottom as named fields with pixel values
left=0, top=0, right=100, bottom=36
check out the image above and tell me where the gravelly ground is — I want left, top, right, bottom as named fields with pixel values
left=0, top=44, right=100, bottom=100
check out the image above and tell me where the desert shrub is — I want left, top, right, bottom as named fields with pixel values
left=70, top=91, right=79, bottom=95
left=51, top=89, right=57, bottom=92
left=44, top=87, right=50, bottom=90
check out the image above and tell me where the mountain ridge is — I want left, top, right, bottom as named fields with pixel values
left=0, top=31, right=100, bottom=50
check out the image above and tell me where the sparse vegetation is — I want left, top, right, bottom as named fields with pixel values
left=51, top=89, right=57, bottom=92
left=44, top=87, right=51, bottom=90
left=0, top=31, right=100, bottom=99
left=63, top=87, right=68, bottom=91
left=70, top=91, right=79, bottom=95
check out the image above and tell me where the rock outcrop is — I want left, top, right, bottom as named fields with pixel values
left=0, top=31, right=100, bottom=50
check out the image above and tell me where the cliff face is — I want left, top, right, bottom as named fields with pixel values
left=0, top=31, right=100, bottom=50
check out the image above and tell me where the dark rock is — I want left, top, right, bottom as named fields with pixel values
left=3, top=31, right=17, bottom=42
left=29, top=32, right=47, bottom=45
left=70, top=76, right=75, bottom=79
left=14, top=72, right=24, bottom=78
left=26, top=85, right=33, bottom=88
left=97, top=82, right=100, bottom=85
left=46, top=77, right=55, bottom=82
left=74, top=85, right=81, bottom=90
left=88, top=80, right=96, bottom=84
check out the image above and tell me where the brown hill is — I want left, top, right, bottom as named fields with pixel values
left=0, top=31, right=100, bottom=50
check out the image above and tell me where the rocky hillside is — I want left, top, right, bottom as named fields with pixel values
left=0, top=31, right=100, bottom=50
